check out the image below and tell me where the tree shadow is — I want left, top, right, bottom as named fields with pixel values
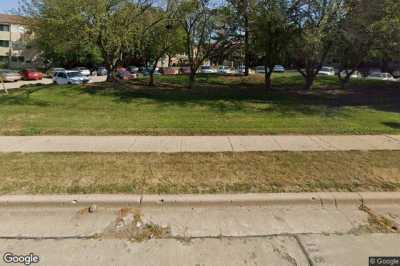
left=0, top=85, right=51, bottom=107
left=383, top=122, right=400, bottom=129
left=80, top=75, right=400, bottom=117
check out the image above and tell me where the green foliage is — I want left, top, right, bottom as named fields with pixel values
left=251, top=0, right=293, bottom=88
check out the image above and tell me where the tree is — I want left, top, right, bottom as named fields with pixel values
left=290, top=0, right=346, bottom=90
left=176, top=0, right=231, bottom=89
left=20, top=0, right=103, bottom=68
left=252, top=0, right=293, bottom=90
left=371, top=0, right=400, bottom=78
left=83, top=0, right=151, bottom=80
left=332, top=0, right=384, bottom=88
left=139, top=5, right=185, bottom=86
left=227, top=0, right=255, bottom=76
left=21, top=0, right=151, bottom=81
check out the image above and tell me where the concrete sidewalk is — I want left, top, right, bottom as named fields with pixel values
left=0, top=135, right=399, bottom=153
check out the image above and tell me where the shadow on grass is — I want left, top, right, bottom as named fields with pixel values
left=81, top=74, right=400, bottom=116
left=383, top=122, right=400, bottom=129
left=0, top=85, right=51, bottom=106
left=2, top=74, right=400, bottom=118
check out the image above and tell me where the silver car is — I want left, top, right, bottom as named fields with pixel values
left=53, top=70, right=90, bottom=85
left=0, top=69, right=22, bottom=82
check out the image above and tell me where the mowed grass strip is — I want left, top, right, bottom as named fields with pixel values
left=0, top=151, right=399, bottom=194
left=0, top=73, right=399, bottom=135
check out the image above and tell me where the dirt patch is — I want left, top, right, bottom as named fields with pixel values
left=101, top=208, right=170, bottom=242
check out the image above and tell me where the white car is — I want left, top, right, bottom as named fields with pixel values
left=73, top=67, right=91, bottom=76
left=339, top=70, right=362, bottom=79
left=255, top=66, right=267, bottom=74
left=237, top=66, right=255, bottom=75
left=319, top=67, right=335, bottom=76
left=53, top=70, right=90, bottom=85
left=366, top=72, right=396, bottom=81
left=200, top=65, right=217, bottom=74
left=218, top=66, right=236, bottom=75
left=273, top=65, right=285, bottom=73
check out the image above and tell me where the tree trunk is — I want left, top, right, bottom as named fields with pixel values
left=148, top=59, right=160, bottom=86
left=303, top=74, right=315, bottom=90
left=338, top=73, right=351, bottom=89
left=264, top=69, right=272, bottom=91
left=149, top=73, right=154, bottom=86
left=244, top=15, right=250, bottom=76
left=168, top=55, right=172, bottom=67
left=106, top=64, right=114, bottom=82
left=188, top=71, right=196, bottom=89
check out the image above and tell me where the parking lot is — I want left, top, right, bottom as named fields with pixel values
left=1, top=75, right=107, bottom=91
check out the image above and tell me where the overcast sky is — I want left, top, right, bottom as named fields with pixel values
left=1, top=0, right=19, bottom=13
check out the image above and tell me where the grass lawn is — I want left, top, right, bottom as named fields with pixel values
left=0, top=72, right=399, bottom=135
left=0, top=151, right=399, bottom=194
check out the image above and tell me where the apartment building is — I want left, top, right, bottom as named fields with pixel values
left=0, top=13, right=38, bottom=68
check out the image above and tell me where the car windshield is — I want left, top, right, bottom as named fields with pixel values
left=202, top=66, right=211, bottom=70
left=321, top=67, right=333, bottom=72
left=68, top=72, right=82, bottom=77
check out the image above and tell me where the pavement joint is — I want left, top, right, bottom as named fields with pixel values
left=227, top=136, right=234, bottom=152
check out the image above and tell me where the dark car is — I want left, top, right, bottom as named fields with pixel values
left=142, top=68, right=161, bottom=76
left=94, top=67, right=108, bottom=76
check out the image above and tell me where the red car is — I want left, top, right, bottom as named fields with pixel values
left=21, top=69, right=44, bottom=80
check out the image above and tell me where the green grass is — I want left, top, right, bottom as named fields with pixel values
left=0, top=151, right=399, bottom=194
left=0, top=72, right=399, bottom=135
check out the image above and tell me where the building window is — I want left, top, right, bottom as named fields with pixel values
left=0, top=24, right=10, bottom=32
left=11, top=56, right=24, bottom=63
left=0, top=56, right=8, bottom=62
left=0, top=40, right=10, bottom=47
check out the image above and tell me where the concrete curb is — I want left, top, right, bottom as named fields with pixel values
left=0, top=192, right=399, bottom=208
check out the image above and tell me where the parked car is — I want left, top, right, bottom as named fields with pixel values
left=73, top=67, right=91, bottom=76
left=319, top=66, right=335, bottom=76
left=0, top=69, right=22, bottom=82
left=200, top=65, right=217, bottom=74
left=180, top=66, right=191, bottom=75
left=46, top=68, right=65, bottom=78
left=161, top=67, right=179, bottom=75
left=93, top=67, right=108, bottom=76
left=128, top=66, right=139, bottom=73
left=255, top=66, right=267, bottom=74
left=273, top=65, right=285, bottom=73
left=339, top=70, right=362, bottom=79
left=53, top=70, right=90, bottom=85
left=237, top=65, right=255, bottom=75
left=218, top=66, right=236, bottom=75
left=21, top=69, right=44, bottom=80
left=116, top=68, right=137, bottom=80
left=142, top=68, right=161, bottom=76
left=366, top=72, right=396, bottom=81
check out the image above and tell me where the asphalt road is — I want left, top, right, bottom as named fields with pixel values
left=0, top=193, right=399, bottom=266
